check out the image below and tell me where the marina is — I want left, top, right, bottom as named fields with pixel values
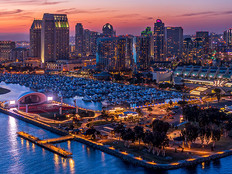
left=0, top=74, right=181, bottom=108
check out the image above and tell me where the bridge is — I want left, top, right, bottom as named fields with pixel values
left=37, top=135, right=75, bottom=144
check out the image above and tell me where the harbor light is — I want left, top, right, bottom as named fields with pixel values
left=9, top=100, right=16, bottom=105
left=47, top=97, right=53, bottom=101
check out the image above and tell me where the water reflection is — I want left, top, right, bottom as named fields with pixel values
left=69, top=159, right=75, bottom=174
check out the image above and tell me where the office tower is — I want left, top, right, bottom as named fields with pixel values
left=196, top=31, right=209, bottom=54
left=90, top=31, right=100, bottom=55
left=30, top=20, right=42, bottom=58
left=41, top=13, right=69, bottom=63
left=135, top=27, right=154, bottom=69
left=154, top=19, right=166, bottom=61
left=183, top=38, right=193, bottom=63
left=224, top=29, right=232, bottom=47
left=83, top=29, right=91, bottom=56
left=96, top=37, right=132, bottom=71
left=0, top=41, right=16, bottom=61
left=75, top=23, right=84, bottom=56
left=102, top=23, right=116, bottom=37
left=166, top=27, right=183, bottom=58
left=10, top=48, right=29, bottom=62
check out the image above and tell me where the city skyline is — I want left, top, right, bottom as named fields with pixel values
left=0, top=0, right=232, bottom=41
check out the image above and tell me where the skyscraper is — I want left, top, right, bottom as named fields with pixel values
left=196, top=31, right=209, bottom=54
left=41, top=13, right=69, bottom=63
left=224, top=29, right=232, bottom=47
left=83, top=29, right=91, bottom=56
left=102, top=23, right=116, bottom=37
left=96, top=36, right=133, bottom=71
left=135, top=27, right=154, bottom=69
left=154, top=19, right=166, bottom=61
left=166, top=27, right=183, bottom=59
left=30, top=19, right=42, bottom=58
left=0, top=41, right=16, bottom=61
left=75, top=23, right=84, bottom=56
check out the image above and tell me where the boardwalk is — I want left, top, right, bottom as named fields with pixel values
left=17, top=132, right=73, bottom=158
left=38, top=135, right=74, bottom=144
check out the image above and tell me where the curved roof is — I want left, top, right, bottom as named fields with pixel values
left=17, top=92, right=47, bottom=102
left=103, top=23, right=113, bottom=30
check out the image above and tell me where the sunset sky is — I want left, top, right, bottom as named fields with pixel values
left=0, top=0, right=232, bottom=40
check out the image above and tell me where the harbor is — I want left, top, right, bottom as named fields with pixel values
left=0, top=74, right=182, bottom=108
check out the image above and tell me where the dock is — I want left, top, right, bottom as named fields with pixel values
left=37, top=135, right=74, bottom=144
left=17, top=131, right=73, bottom=158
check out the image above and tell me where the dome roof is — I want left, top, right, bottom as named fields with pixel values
left=156, top=19, right=162, bottom=23
left=103, top=23, right=113, bottom=30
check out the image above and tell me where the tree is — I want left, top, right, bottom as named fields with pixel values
left=114, top=123, right=125, bottom=140
left=134, top=126, right=144, bottom=145
left=136, top=108, right=143, bottom=117
left=147, top=107, right=153, bottom=112
left=183, top=105, right=200, bottom=122
left=211, top=129, right=221, bottom=149
left=178, top=100, right=188, bottom=109
left=213, top=88, right=222, bottom=102
left=85, top=127, right=97, bottom=139
left=100, top=110, right=109, bottom=121
left=122, top=128, right=135, bottom=147
left=152, top=120, right=170, bottom=134
left=181, top=123, right=199, bottom=148
left=142, top=130, right=153, bottom=152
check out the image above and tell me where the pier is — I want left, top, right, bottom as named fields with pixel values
left=37, top=135, right=74, bottom=144
left=17, top=131, right=72, bottom=158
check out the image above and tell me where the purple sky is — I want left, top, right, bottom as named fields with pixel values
left=0, top=0, right=232, bottom=41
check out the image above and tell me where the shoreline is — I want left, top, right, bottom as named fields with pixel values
left=0, top=87, right=11, bottom=95
left=1, top=107, right=232, bottom=170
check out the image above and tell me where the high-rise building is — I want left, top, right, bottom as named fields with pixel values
left=75, top=23, right=84, bottom=56
left=90, top=31, right=100, bottom=56
left=196, top=31, right=209, bottom=54
left=96, top=36, right=133, bottom=71
left=166, top=27, right=183, bottom=58
left=102, top=23, right=116, bottom=37
left=0, top=41, right=16, bottom=61
left=134, top=27, right=154, bottom=69
left=83, top=29, right=91, bottom=56
left=154, top=19, right=166, bottom=61
left=41, top=13, right=69, bottom=63
left=10, top=48, right=29, bottom=62
left=224, top=29, right=232, bottom=47
left=30, top=20, right=42, bottom=58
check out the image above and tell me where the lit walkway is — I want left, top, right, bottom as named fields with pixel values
left=38, top=135, right=74, bottom=144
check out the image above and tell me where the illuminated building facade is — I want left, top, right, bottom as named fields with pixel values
left=41, top=13, right=69, bottom=63
left=96, top=36, right=133, bottom=71
left=224, top=29, right=232, bottom=47
left=10, top=48, right=29, bottom=62
left=102, top=23, right=116, bottom=37
left=135, top=27, right=154, bottom=69
left=196, top=31, right=209, bottom=54
left=166, top=27, right=183, bottom=59
left=154, top=19, right=166, bottom=61
left=0, top=41, right=15, bottom=61
left=30, top=20, right=42, bottom=58
left=75, top=23, right=84, bottom=56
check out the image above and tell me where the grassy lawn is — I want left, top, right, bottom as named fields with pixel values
left=88, top=120, right=112, bottom=127
left=0, top=87, right=10, bottom=95
left=102, top=139, right=196, bottom=164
